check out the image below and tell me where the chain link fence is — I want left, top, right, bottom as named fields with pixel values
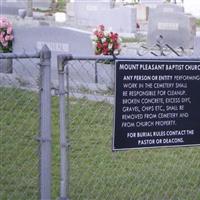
left=57, top=55, right=200, bottom=200
left=0, top=54, right=40, bottom=199
left=0, top=47, right=52, bottom=200
left=1, top=45, right=200, bottom=200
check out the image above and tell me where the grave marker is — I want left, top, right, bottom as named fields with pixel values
left=147, top=12, right=196, bottom=49
left=156, top=3, right=184, bottom=13
left=72, top=0, right=136, bottom=33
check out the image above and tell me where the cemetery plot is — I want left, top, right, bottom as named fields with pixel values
left=113, top=59, right=200, bottom=150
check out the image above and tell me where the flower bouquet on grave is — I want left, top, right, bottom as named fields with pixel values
left=91, top=25, right=121, bottom=90
left=91, top=24, right=121, bottom=56
left=0, top=17, right=14, bottom=73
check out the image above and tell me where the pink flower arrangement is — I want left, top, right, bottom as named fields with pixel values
left=91, top=25, right=121, bottom=55
left=0, top=17, right=14, bottom=53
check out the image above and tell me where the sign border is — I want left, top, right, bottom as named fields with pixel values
left=113, top=58, right=200, bottom=151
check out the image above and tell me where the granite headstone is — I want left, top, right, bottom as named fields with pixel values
left=12, top=26, right=93, bottom=84
left=71, top=0, right=136, bottom=33
left=147, top=12, right=196, bottom=49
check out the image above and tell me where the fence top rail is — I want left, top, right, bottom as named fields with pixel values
left=0, top=52, right=40, bottom=59
left=60, top=54, right=200, bottom=62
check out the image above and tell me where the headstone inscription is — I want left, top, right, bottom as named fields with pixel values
left=113, top=59, right=200, bottom=150
left=147, top=12, right=196, bottom=49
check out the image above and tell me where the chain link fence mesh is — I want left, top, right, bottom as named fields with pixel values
left=0, top=56, right=40, bottom=200
left=64, top=58, right=200, bottom=200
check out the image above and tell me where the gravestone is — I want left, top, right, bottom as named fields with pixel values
left=73, top=0, right=111, bottom=24
left=147, top=12, right=196, bottom=49
left=0, top=0, right=51, bottom=15
left=13, top=26, right=93, bottom=56
left=87, top=6, right=136, bottom=33
left=12, top=26, right=115, bottom=89
left=0, top=0, right=26, bottom=15
left=72, top=0, right=136, bottom=33
left=148, top=3, right=184, bottom=23
left=13, top=26, right=93, bottom=85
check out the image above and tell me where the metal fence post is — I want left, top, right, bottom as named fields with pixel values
left=39, top=45, right=52, bottom=200
left=57, top=55, right=72, bottom=200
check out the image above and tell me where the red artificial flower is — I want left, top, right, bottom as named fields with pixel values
left=102, top=47, right=109, bottom=55
left=114, top=43, right=120, bottom=49
left=97, top=32, right=104, bottom=39
left=103, top=41, right=108, bottom=48
left=110, top=32, right=118, bottom=42
left=99, top=24, right=105, bottom=31
left=97, top=42, right=102, bottom=49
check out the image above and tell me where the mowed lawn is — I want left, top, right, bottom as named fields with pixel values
left=1, top=87, right=200, bottom=200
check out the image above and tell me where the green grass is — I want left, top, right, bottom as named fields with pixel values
left=1, top=87, right=200, bottom=199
